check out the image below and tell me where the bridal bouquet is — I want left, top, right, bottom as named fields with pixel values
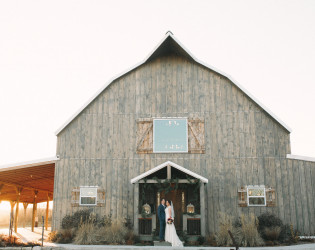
left=167, top=217, right=174, bottom=225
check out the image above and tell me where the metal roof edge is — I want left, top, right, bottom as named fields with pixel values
left=286, top=154, right=315, bottom=162
left=0, top=156, right=59, bottom=172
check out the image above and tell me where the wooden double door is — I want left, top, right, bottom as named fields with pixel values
left=160, top=189, right=184, bottom=231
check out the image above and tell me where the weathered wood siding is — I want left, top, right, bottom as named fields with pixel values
left=52, top=55, right=315, bottom=235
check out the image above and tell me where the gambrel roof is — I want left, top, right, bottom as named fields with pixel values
left=55, top=32, right=291, bottom=135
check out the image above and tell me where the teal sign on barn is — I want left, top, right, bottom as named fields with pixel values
left=153, top=119, right=188, bottom=153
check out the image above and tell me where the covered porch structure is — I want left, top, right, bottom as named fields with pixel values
left=131, top=161, right=208, bottom=239
left=0, top=156, right=58, bottom=233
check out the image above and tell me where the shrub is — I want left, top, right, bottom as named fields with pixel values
left=264, top=226, right=281, bottom=241
left=73, top=220, right=98, bottom=245
left=62, top=209, right=93, bottom=229
left=97, top=214, right=112, bottom=227
left=257, top=212, right=291, bottom=243
left=205, top=233, right=217, bottom=246
left=97, top=219, right=128, bottom=244
left=258, top=212, right=283, bottom=230
left=198, top=236, right=205, bottom=245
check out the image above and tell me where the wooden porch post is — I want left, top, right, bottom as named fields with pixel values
left=133, top=183, right=139, bottom=235
left=45, top=194, right=50, bottom=230
left=14, top=187, right=23, bottom=232
left=23, top=203, right=28, bottom=228
left=10, top=201, right=16, bottom=219
left=32, top=190, right=38, bottom=232
left=200, top=183, right=206, bottom=237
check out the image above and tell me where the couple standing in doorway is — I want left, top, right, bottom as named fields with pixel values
left=158, top=198, right=183, bottom=247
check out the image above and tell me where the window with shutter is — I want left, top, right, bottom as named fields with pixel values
left=238, top=185, right=276, bottom=207
left=71, top=187, right=105, bottom=207
left=136, top=118, right=205, bottom=154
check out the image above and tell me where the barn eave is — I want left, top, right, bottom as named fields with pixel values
left=55, top=32, right=292, bottom=135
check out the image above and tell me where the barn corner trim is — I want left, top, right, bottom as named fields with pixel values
left=55, top=32, right=292, bottom=136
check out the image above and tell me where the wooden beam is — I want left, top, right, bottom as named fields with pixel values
left=133, top=183, right=139, bottom=235
left=0, top=180, right=52, bottom=194
left=10, top=200, right=16, bottom=216
left=14, top=187, right=23, bottom=232
left=45, top=194, right=50, bottom=230
left=23, top=203, right=28, bottom=228
left=167, top=164, right=171, bottom=179
left=200, top=183, right=206, bottom=237
left=31, top=190, right=38, bottom=232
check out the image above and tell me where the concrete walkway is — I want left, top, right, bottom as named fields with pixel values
left=40, top=243, right=315, bottom=250
left=1, top=228, right=314, bottom=249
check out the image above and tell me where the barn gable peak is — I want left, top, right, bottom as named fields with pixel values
left=55, top=32, right=292, bottom=135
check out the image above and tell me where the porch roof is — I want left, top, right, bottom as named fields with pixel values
left=0, top=156, right=59, bottom=203
left=130, top=161, right=208, bottom=184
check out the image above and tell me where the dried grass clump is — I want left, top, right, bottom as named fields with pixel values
left=216, top=212, right=234, bottom=246
left=54, top=228, right=76, bottom=243
left=73, top=220, right=98, bottom=245
left=216, top=213, right=264, bottom=247
left=264, top=226, right=281, bottom=241
left=97, top=219, right=128, bottom=245
left=237, top=213, right=264, bottom=247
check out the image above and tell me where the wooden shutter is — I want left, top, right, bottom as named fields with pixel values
left=188, top=118, right=205, bottom=153
left=97, top=188, right=105, bottom=207
left=238, top=186, right=247, bottom=207
left=71, top=187, right=80, bottom=207
left=266, top=187, right=276, bottom=207
left=136, top=119, right=153, bottom=154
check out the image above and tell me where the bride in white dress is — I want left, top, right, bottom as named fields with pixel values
left=164, top=200, right=183, bottom=247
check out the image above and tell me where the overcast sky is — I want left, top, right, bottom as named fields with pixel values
left=0, top=0, right=314, bottom=165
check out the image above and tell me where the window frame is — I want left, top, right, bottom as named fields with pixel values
left=247, top=185, right=266, bottom=207
left=79, top=186, right=98, bottom=206
left=153, top=118, right=188, bottom=153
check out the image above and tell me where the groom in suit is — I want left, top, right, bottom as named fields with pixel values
left=158, top=198, right=166, bottom=241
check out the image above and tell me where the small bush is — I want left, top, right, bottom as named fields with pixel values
left=97, top=214, right=112, bottom=227
left=258, top=212, right=291, bottom=243
left=62, top=209, right=93, bottom=229
left=264, top=226, right=281, bottom=241
left=198, top=236, right=205, bottom=245
left=279, top=224, right=291, bottom=242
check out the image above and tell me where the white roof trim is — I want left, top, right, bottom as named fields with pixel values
left=55, top=32, right=291, bottom=135
left=286, top=154, right=315, bottom=162
left=0, top=156, right=59, bottom=172
left=130, top=160, right=208, bottom=184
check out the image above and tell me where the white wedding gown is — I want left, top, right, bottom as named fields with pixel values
left=165, top=206, right=183, bottom=247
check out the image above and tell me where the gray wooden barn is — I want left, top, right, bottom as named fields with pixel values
left=52, top=32, right=315, bottom=237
